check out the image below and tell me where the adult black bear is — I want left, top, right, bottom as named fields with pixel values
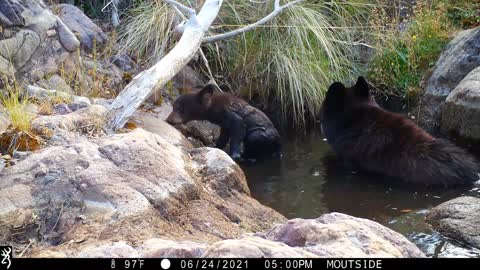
left=166, top=84, right=281, bottom=160
left=319, top=76, right=479, bottom=187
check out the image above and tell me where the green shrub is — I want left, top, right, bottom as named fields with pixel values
left=367, top=0, right=453, bottom=100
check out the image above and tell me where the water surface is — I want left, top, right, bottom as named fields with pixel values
left=241, top=131, right=480, bottom=257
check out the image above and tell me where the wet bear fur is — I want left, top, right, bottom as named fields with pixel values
left=166, top=84, right=281, bottom=159
left=319, top=76, right=478, bottom=187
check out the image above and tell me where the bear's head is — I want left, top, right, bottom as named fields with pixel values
left=166, top=84, right=215, bottom=125
left=319, top=76, right=377, bottom=134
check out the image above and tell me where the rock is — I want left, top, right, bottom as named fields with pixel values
left=77, top=242, right=138, bottom=258
left=138, top=103, right=221, bottom=147
left=202, top=237, right=318, bottom=258
left=46, top=30, right=56, bottom=37
left=32, top=104, right=105, bottom=135
left=0, top=56, right=16, bottom=76
left=0, top=0, right=81, bottom=80
left=416, top=27, right=480, bottom=131
left=111, top=52, right=136, bottom=72
left=183, top=121, right=221, bottom=147
left=37, top=74, right=73, bottom=94
left=71, top=96, right=91, bottom=108
left=138, top=239, right=207, bottom=258
left=427, top=196, right=480, bottom=249
left=51, top=4, right=108, bottom=52
left=441, top=67, right=480, bottom=148
left=81, top=57, right=125, bottom=95
left=132, top=109, right=192, bottom=149
left=53, top=103, right=73, bottom=115
left=0, top=0, right=26, bottom=27
left=1, top=125, right=285, bottom=256
left=0, top=105, right=10, bottom=134
left=0, top=29, right=40, bottom=70
left=262, top=213, right=425, bottom=258
left=55, top=19, right=81, bottom=52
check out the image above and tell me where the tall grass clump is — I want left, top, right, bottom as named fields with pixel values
left=0, top=78, right=41, bottom=153
left=117, top=0, right=177, bottom=63
left=119, top=0, right=373, bottom=127
left=367, top=0, right=453, bottom=101
left=0, top=80, right=33, bottom=133
left=206, top=0, right=372, bottom=126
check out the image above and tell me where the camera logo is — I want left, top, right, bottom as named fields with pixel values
left=0, top=246, right=11, bottom=270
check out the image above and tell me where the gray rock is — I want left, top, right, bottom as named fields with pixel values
left=0, top=0, right=25, bottom=27
left=1, top=125, right=285, bottom=256
left=56, top=19, right=81, bottom=52
left=38, top=74, right=73, bottom=94
left=262, top=213, right=425, bottom=258
left=183, top=120, right=221, bottom=147
left=0, top=56, right=16, bottom=76
left=0, top=29, right=40, bottom=70
left=77, top=242, right=139, bottom=258
left=0, top=0, right=81, bottom=80
left=425, top=27, right=480, bottom=97
left=441, top=66, right=480, bottom=148
left=111, top=52, right=136, bottom=72
left=138, top=239, right=207, bottom=258
left=202, top=237, right=318, bottom=258
left=53, top=103, right=72, bottom=115
left=416, top=27, right=480, bottom=131
left=0, top=105, right=10, bottom=134
left=427, top=196, right=480, bottom=249
left=52, top=4, right=108, bottom=52
left=32, top=104, right=105, bottom=134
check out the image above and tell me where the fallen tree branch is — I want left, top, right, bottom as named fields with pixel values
left=104, top=0, right=223, bottom=132
left=164, top=0, right=196, bottom=17
left=203, top=0, right=304, bottom=43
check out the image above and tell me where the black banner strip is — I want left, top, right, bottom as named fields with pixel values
left=4, top=258, right=480, bottom=270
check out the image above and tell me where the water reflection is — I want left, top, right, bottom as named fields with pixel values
left=241, top=131, right=480, bottom=257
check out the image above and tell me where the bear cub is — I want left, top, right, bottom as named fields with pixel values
left=320, top=76, right=479, bottom=187
left=166, top=84, right=281, bottom=160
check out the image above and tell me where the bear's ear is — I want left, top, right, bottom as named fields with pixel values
left=197, top=83, right=215, bottom=105
left=324, top=82, right=346, bottom=110
left=354, top=76, right=370, bottom=98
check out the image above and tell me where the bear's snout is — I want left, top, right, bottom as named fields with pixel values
left=166, top=112, right=184, bottom=125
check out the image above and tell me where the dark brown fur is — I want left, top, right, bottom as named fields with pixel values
left=320, top=77, right=479, bottom=186
left=167, top=84, right=281, bottom=159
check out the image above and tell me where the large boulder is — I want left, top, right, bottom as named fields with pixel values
left=415, top=27, right=480, bottom=131
left=0, top=0, right=80, bottom=80
left=441, top=67, right=480, bottom=149
left=0, top=116, right=285, bottom=256
left=426, top=196, right=480, bottom=250
left=261, top=213, right=425, bottom=258
left=0, top=1, right=125, bottom=96
left=202, top=237, right=317, bottom=258
left=51, top=4, right=108, bottom=52
left=69, top=213, right=425, bottom=258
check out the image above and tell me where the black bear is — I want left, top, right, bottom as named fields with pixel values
left=166, top=84, right=282, bottom=160
left=319, top=76, right=479, bottom=187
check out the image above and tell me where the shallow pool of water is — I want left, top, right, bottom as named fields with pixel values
left=240, top=131, right=480, bottom=257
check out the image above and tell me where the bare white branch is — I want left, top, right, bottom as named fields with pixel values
left=274, top=0, right=281, bottom=10
left=104, top=0, right=224, bottom=132
left=163, top=0, right=196, bottom=18
left=203, top=0, right=304, bottom=43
